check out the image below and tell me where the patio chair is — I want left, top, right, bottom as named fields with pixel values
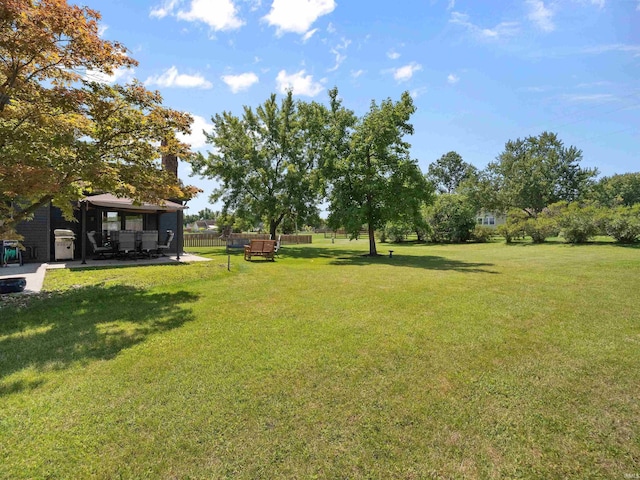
left=157, top=230, right=174, bottom=256
left=117, top=230, right=137, bottom=258
left=140, top=231, right=159, bottom=257
left=87, top=231, right=114, bottom=259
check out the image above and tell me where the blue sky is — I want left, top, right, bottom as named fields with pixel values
left=88, top=0, right=640, bottom=215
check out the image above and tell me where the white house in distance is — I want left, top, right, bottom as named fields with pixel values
left=476, top=211, right=506, bottom=228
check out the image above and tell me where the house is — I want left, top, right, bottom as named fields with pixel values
left=15, top=151, right=187, bottom=262
left=16, top=194, right=186, bottom=262
left=476, top=211, right=506, bottom=228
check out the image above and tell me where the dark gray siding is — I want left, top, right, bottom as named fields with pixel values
left=16, top=205, right=50, bottom=262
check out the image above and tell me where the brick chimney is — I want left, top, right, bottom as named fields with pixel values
left=161, top=139, right=178, bottom=179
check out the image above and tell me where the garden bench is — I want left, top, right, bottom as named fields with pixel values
left=244, top=240, right=276, bottom=261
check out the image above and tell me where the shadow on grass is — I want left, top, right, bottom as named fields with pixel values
left=0, top=284, right=199, bottom=396
left=281, top=246, right=498, bottom=273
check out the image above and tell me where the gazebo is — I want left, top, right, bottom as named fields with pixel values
left=79, top=193, right=187, bottom=264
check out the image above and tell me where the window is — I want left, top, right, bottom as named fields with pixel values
left=102, top=211, right=120, bottom=232
left=125, top=214, right=143, bottom=231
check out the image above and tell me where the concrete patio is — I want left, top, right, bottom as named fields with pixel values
left=0, top=253, right=211, bottom=294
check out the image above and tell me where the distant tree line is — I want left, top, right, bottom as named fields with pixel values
left=193, top=91, right=640, bottom=251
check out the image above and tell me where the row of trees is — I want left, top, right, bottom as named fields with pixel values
left=1, top=0, right=198, bottom=238
left=194, top=84, right=640, bottom=252
left=192, top=89, right=431, bottom=255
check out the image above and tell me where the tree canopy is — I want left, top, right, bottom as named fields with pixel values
left=326, top=91, right=432, bottom=255
left=0, top=0, right=197, bottom=237
left=591, top=172, right=640, bottom=207
left=427, top=151, right=478, bottom=194
left=191, top=91, right=328, bottom=239
left=486, top=132, right=597, bottom=216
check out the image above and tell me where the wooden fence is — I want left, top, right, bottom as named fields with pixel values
left=184, top=233, right=312, bottom=248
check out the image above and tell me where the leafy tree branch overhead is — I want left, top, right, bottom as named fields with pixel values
left=0, top=0, right=199, bottom=237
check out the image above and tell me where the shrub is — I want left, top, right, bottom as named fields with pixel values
left=425, top=194, right=476, bottom=243
left=471, top=225, right=495, bottom=243
left=525, top=215, right=559, bottom=243
left=556, top=202, right=602, bottom=243
left=496, top=223, right=523, bottom=243
left=605, top=205, right=640, bottom=243
left=384, top=221, right=413, bottom=243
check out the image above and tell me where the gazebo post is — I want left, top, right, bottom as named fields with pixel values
left=176, top=207, right=182, bottom=261
left=81, top=200, right=87, bottom=264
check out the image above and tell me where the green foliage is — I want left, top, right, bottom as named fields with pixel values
left=0, top=2, right=196, bottom=237
left=192, top=91, right=327, bottom=239
left=326, top=91, right=433, bottom=255
left=554, top=201, right=603, bottom=244
left=605, top=205, right=640, bottom=243
left=591, top=172, right=640, bottom=207
left=504, top=209, right=559, bottom=243
left=471, top=225, right=495, bottom=243
left=425, top=194, right=476, bottom=243
left=381, top=221, right=413, bottom=243
left=427, top=151, right=478, bottom=194
left=486, top=132, right=598, bottom=215
left=496, top=223, right=523, bottom=244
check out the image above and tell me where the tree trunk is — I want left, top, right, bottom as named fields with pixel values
left=269, top=211, right=287, bottom=240
left=368, top=222, right=377, bottom=256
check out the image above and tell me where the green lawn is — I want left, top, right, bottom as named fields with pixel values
left=1, top=237, right=639, bottom=478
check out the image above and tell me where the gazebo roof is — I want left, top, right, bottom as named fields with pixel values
left=82, top=193, right=187, bottom=213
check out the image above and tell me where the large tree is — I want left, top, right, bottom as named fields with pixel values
left=0, top=0, right=196, bottom=237
left=486, top=131, right=597, bottom=216
left=591, top=172, right=640, bottom=207
left=192, top=91, right=328, bottom=239
left=326, top=92, right=431, bottom=256
left=427, top=151, right=478, bottom=194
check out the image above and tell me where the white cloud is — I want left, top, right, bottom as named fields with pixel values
left=178, top=114, right=213, bottom=150
left=302, top=28, right=318, bottom=43
left=387, top=49, right=401, bottom=60
left=327, top=22, right=336, bottom=33
left=85, top=66, right=135, bottom=84
left=526, top=0, right=555, bottom=32
left=150, top=0, right=180, bottom=18
left=562, top=93, right=616, bottom=103
left=393, top=62, right=422, bottom=82
left=97, top=24, right=109, bottom=37
left=177, top=0, right=244, bottom=30
left=275, top=69, right=324, bottom=97
left=447, top=73, right=459, bottom=84
left=450, top=11, right=519, bottom=39
left=351, top=69, right=365, bottom=79
left=328, top=38, right=351, bottom=72
left=145, top=66, right=213, bottom=89
left=221, top=72, right=259, bottom=92
left=151, top=0, right=244, bottom=31
left=581, top=44, right=640, bottom=56
left=263, top=0, right=336, bottom=36
left=410, top=87, right=428, bottom=98
left=447, top=0, right=456, bottom=10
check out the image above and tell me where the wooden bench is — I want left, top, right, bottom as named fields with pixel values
left=244, top=240, right=276, bottom=261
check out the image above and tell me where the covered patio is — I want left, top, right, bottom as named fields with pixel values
left=79, top=193, right=187, bottom=264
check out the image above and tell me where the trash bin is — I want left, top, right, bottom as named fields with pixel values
left=54, top=229, right=75, bottom=261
